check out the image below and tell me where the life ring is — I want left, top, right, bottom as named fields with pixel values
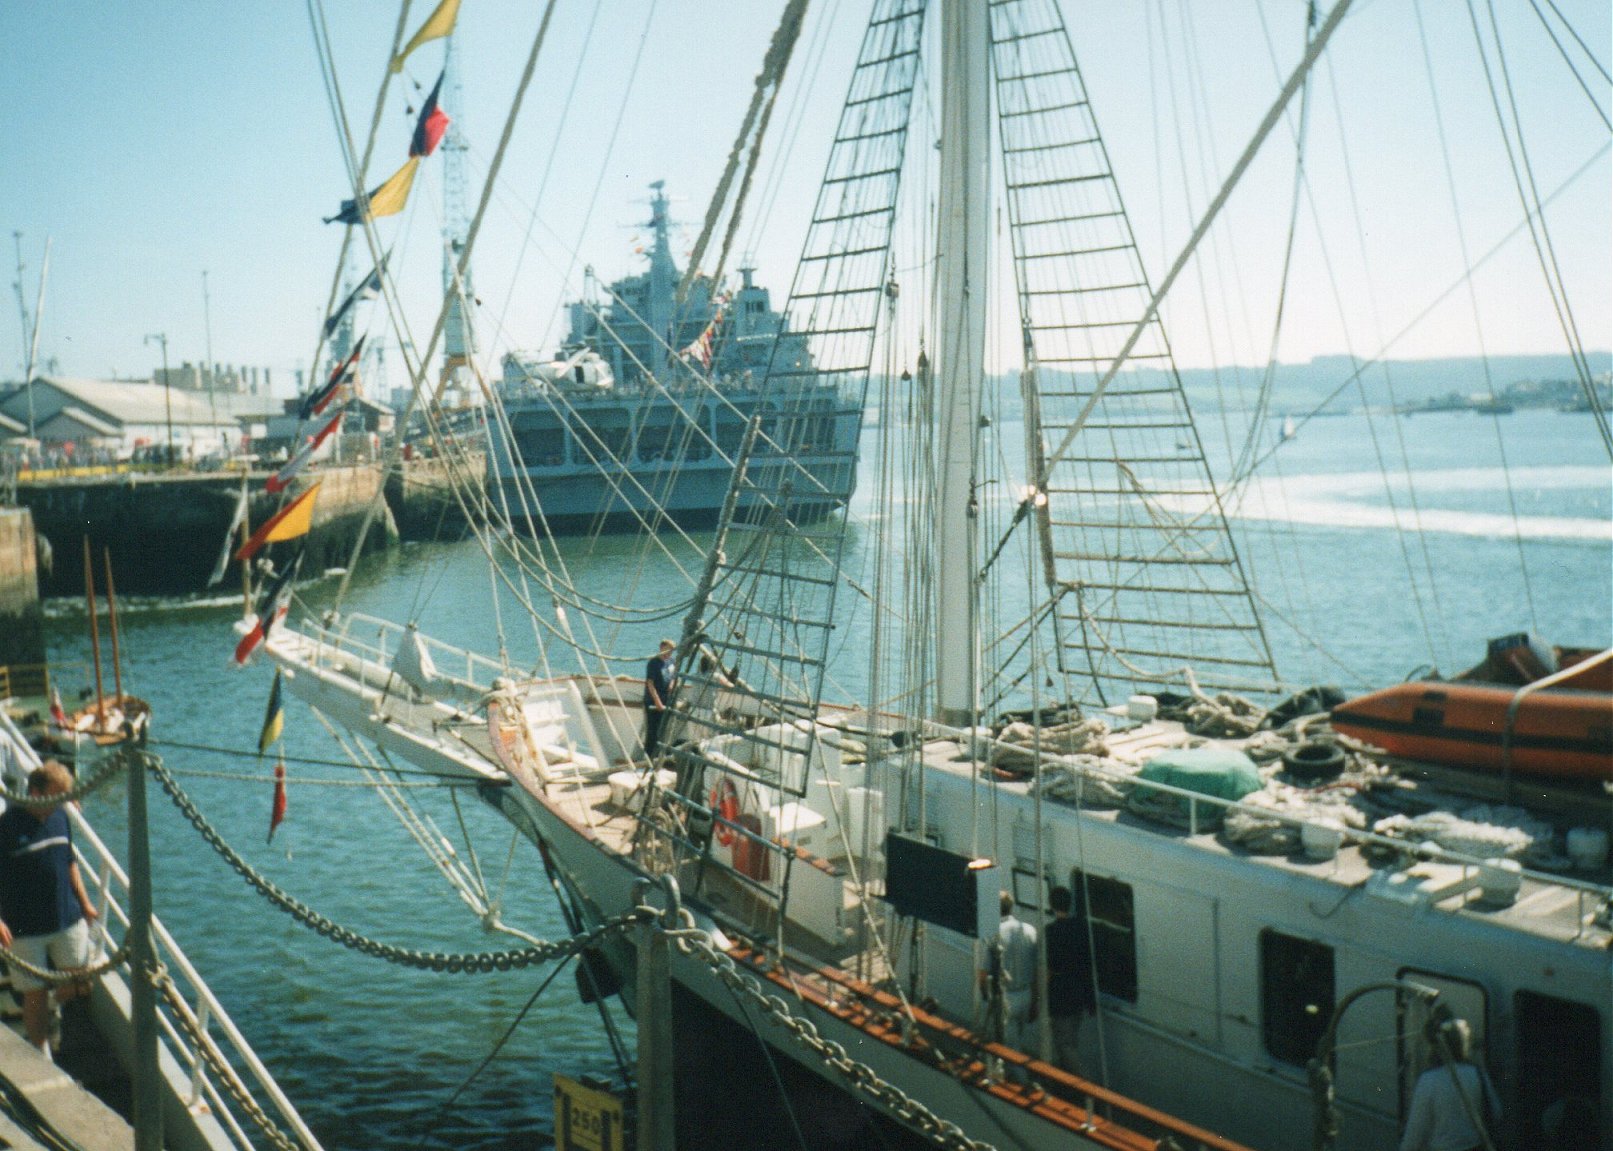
left=1282, top=741, right=1346, bottom=783
left=709, top=779, right=741, bottom=847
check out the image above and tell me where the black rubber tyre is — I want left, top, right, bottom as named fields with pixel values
left=1282, top=741, right=1346, bottom=782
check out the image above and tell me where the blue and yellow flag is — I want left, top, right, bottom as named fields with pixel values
left=258, top=671, right=285, bottom=754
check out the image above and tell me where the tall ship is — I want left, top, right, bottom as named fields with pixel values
left=255, top=0, right=1609, bottom=1148
left=491, top=183, right=860, bottom=533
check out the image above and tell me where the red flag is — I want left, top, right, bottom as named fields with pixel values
left=267, top=760, right=288, bottom=843
left=49, top=688, right=69, bottom=731
left=233, top=551, right=302, bottom=665
left=410, top=70, right=451, bottom=158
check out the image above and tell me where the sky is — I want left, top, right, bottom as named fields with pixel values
left=1, top=0, right=1608, bottom=396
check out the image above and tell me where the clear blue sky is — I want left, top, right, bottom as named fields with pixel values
left=2, top=0, right=1607, bottom=393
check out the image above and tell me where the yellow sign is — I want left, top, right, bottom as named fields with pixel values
left=554, top=1074, right=624, bottom=1151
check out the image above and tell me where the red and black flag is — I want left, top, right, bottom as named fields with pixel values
left=299, top=336, right=366, bottom=421
left=410, top=70, right=451, bottom=158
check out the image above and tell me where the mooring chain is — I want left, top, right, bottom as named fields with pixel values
left=153, top=969, right=303, bottom=1151
left=145, top=752, right=652, bottom=972
left=0, top=752, right=128, bottom=807
left=672, top=930, right=997, bottom=1151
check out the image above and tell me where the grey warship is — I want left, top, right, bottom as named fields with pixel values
left=490, top=183, right=860, bottom=533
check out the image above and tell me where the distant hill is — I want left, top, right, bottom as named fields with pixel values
left=981, top=353, right=1611, bottom=416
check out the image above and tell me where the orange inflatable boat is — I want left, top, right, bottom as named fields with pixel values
left=1330, top=640, right=1613, bottom=785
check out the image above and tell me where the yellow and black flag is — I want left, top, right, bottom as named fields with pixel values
left=324, top=157, right=421, bottom=226
left=391, top=0, right=461, bottom=74
left=258, top=670, right=285, bottom=755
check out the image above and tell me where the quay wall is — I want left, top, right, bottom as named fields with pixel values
left=0, top=508, right=45, bottom=668
left=384, top=452, right=484, bottom=541
left=16, top=466, right=398, bottom=597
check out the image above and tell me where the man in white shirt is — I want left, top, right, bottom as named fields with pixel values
left=979, top=891, right=1038, bottom=1049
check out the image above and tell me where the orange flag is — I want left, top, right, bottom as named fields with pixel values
left=235, top=482, right=321, bottom=563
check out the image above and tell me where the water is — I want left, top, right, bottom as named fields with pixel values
left=37, top=406, right=1609, bottom=1149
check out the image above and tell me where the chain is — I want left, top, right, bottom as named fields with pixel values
left=153, top=967, right=304, bottom=1151
left=672, top=930, right=997, bottom=1151
left=0, top=937, right=131, bottom=987
left=145, top=751, right=652, bottom=972
left=0, top=752, right=128, bottom=807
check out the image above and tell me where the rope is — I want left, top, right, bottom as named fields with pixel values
left=0, top=938, right=131, bottom=989
left=145, top=751, right=649, bottom=973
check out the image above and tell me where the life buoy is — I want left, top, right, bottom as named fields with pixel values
left=709, top=779, right=741, bottom=847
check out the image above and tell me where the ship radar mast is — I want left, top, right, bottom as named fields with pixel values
left=646, top=180, right=678, bottom=374
left=439, top=32, right=477, bottom=409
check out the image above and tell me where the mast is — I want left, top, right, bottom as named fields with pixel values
left=932, top=0, right=990, bottom=727
left=104, top=548, right=124, bottom=705
left=645, top=181, right=678, bottom=377
left=83, top=536, right=105, bottom=728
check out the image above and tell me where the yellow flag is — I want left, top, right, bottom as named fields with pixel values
left=368, top=157, right=421, bottom=220
left=391, top=0, right=462, bottom=73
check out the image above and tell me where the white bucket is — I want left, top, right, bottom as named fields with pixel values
left=1126, top=694, right=1158, bottom=722
left=1301, top=819, right=1344, bottom=861
left=1566, top=827, right=1610, bottom=871
left=1478, top=858, right=1523, bottom=906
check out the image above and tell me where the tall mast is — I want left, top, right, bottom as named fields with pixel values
left=439, top=33, right=477, bottom=407
left=932, top=0, right=990, bottom=727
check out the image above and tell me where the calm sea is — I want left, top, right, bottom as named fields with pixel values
left=38, top=407, right=1611, bottom=1149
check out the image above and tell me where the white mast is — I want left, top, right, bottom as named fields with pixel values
left=933, top=0, right=990, bottom=726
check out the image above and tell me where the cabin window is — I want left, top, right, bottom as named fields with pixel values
left=517, top=427, right=566, bottom=467
left=1069, top=870, right=1137, bottom=1002
left=1514, top=990, right=1601, bottom=1145
left=1261, top=930, right=1334, bottom=1065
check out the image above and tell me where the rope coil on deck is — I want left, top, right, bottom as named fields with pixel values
left=143, top=750, right=652, bottom=973
left=670, top=926, right=997, bottom=1151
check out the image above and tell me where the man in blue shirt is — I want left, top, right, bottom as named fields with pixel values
left=0, top=761, right=100, bottom=1054
left=643, top=639, right=678, bottom=760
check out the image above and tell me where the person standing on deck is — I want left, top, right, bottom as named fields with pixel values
left=642, top=638, right=678, bottom=760
left=1043, top=884, right=1096, bottom=1074
left=0, top=761, right=100, bottom=1056
left=1400, top=1017, right=1501, bottom=1151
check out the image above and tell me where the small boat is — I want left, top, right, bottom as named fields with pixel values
left=67, top=539, right=150, bottom=746
left=1330, top=636, right=1613, bottom=785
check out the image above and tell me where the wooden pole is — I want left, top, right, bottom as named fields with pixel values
left=83, top=536, right=105, bottom=728
left=103, top=548, right=123, bottom=705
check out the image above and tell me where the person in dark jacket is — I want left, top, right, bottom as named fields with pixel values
left=0, top=761, right=100, bottom=1054
left=1043, top=884, right=1096, bottom=1074
left=642, top=639, right=678, bottom=760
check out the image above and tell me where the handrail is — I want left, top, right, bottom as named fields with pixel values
left=0, top=709, right=321, bottom=1151
left=70, top=810, right=325, bottom=1150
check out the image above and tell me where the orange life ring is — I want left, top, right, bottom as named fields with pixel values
left=709, top=779, right=740, bottom=847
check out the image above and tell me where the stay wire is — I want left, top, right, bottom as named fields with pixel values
left=414, top=951, right=577, bottom=1148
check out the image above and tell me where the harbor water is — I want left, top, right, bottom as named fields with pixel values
left=35, top=407, right=1611, bottom=1150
